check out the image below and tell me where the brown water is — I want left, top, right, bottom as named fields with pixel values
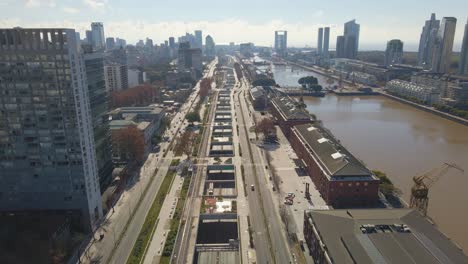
left=273, top=64, right=468, bottom=253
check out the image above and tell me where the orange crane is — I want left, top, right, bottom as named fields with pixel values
left=410, top=163, right=464, bottom=216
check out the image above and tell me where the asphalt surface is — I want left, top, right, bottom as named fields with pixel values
left=234, top=64, right=292, bottom=264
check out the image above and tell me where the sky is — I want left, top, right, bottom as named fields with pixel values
left=0, top=0, right=467, bottom=51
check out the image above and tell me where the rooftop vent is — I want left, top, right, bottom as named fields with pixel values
left=331, top=152, right=343, bottom=159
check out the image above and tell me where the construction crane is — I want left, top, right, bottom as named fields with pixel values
left=410, top=163, right=464, bottom=216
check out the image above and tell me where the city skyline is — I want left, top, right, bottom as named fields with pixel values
left=1, top=0, right=467, bottom=50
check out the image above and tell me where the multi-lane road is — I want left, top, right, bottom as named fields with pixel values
left=233, top=61, right=293, bottom=264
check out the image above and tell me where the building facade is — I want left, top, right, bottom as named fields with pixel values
left=323, top=27, right=330, bottom=58
left=418, top=13, right=440, bottom=69
left=385, top=39, right=403, bottom=66
left=274, top=30, right=288, bottom=57
left=0, top=28, right=102, bottom=230
left=335, top=36, right=345, bottom=58
left=91, top=22, right=105, bottom=51
left=290, top=124, right=379, bottom=208
left=386, top=79, right=440, bottom=104
left=205, top=35, right=215, bottom=58
left=317, top=28, right=323, bottom=55
left=105, top=63, right=129, bottom=92
left=459, top=19, right=468, bottom=76
left=431, top=17, right=457, bottom=73
left=343, top=19, right=360, bottom=59
left=83, top=50, right=114, bottom=191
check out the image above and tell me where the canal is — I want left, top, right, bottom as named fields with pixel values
left=272, top=64, right=468, bottom=252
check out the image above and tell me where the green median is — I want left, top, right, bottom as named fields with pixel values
left=126, top=159, right=179, bottom=264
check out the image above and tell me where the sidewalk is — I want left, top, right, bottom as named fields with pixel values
left=143, top=174, right=184, bottom=264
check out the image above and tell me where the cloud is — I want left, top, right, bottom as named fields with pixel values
left=0, top=18, right=463, bottom=51
left=83, top=0, right=107, bottom=9
left=25, top=0, right=56, bottom=8
left=63, top=7, right=80, bottom=14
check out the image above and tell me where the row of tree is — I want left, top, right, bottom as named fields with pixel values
left=112, top=126, right=145, bottom=166
left=110, top=84, right=160, bottom=108
left=298, top=76, right=323, bottom=92
left=199, top=77, right=212, bottom=98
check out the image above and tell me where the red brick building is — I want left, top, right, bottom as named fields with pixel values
left=290, top=123, right=379, bottom=208
left=270, top=96, right=313, bottom=137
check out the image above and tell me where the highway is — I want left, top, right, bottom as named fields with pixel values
left=233, top=62, right=293, bottom=264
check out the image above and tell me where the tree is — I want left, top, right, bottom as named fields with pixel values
left=185, top=112, right=201, bottom=124
left=373, top=170, right=402, bottom=198
left=252, top=78, right=276, bottom=87
left=256, top=118, right=276, bottom=139
left=298, top=76, right=318, bottom=87
left=110, top=84, right=160, bottom=108
left=112, top=126, right=145, bottom=165
left=174, top=130, right=196, bottom=158
left=199, top=77, right=212, bottom=98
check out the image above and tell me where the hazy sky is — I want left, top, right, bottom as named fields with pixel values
left=1, top=0, right=467, bottom=51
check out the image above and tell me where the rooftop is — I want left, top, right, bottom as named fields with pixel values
left=305, top=209, right=468, bottom=264
left=271, top=96, right=312, bottom=121
left=293, top=123, right=374, bottom=179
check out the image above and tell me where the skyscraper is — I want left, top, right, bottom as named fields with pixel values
left=317, top=28, right=324, bottom=55
left=343, top=19, right=360, bottom=59
left=91, top=22, right=105, bottom=50
left=417, top=13, right=440, bottom=69
left=336, top=36, right=345, bottom=58
left=385, top=39, right=404, bottom=66
left=459, top=19, right=468, bottom=76
left=169, top=37, right=175, bottom=49
left=86, top=30, right=93, bottom=44
left=194, top=30, right=203, bottom=49
left=0, top=28, right=102, bottom=230
left=323, top=27, right=330, bottom=58
left=431, top=17, right=457, bottom=73
left=274, top=30, right=287, bottom=57
left=115, top=38, right=126, bottom=48
left=205, top=35, right=215, bottom=58
left=106, top=37, right=115, bottom=50
left=145, top=38, right=154, bottom=49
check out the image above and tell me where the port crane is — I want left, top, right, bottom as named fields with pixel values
left=410, top=163, right=464, bottom=216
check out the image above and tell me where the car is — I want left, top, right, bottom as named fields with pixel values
left=250, top=184, right=255, bottom=191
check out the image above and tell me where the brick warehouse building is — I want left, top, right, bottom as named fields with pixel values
left=270, top=96, right=313, bottom=137
left=290, top=123, right=379, bottom=208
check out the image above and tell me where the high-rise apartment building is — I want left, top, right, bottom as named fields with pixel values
left=85, top=30, right=93, bottom=44
left=317, top=28, right=323, bottom=55
left=83, top=49, right=113, bottom=191
left=91, top=22, right=105, bottom=51
left=323, top=27, right=330, bottom=58
left=459, top=19, right=468, bottom=76
left=336, top=36, right=345, bottom=58
left=343, top=19, right=360, bottom=59
left=205, top=35, right=215, bottom=58
left=431, top=17, right=457, bottom=73
left=385, top=39, right=404, bottom=66
left=178, top=42, right=203, bottom=76
left=105, top=63, right=129, bottom=92
left=274, top=30, right=287, bottom=57
left=418, top=13, right=440, bottom=69
left=0, top=28, right=102, bottom=230
left=194, top=30, right=203, bottom=49
left=145, top=38, right=153, bottom=49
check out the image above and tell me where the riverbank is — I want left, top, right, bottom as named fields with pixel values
left=379, top=91, right=468, bottom=126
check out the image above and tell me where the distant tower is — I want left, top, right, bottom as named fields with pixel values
left=194, top=30, right=203, bottom=49
left=91, top=22, right=105, bottom=50
left=317, top=28, right=324, bottom=55
left=323, top=27, right=330, bottom=58
left=459, top=19, right=468, bottom=75
left=385, top=39, right=404, bottom=66
left=343, top=19, right=360, bottom=59
left=205, top=35, right=216, bottom=58
left=418, top=13, right=441, bottom=69
left=431, top=17, right=457, bottom=73
left=336, top=36, right=345, bottom=58
left=274, top=30, right=288, bottom=57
